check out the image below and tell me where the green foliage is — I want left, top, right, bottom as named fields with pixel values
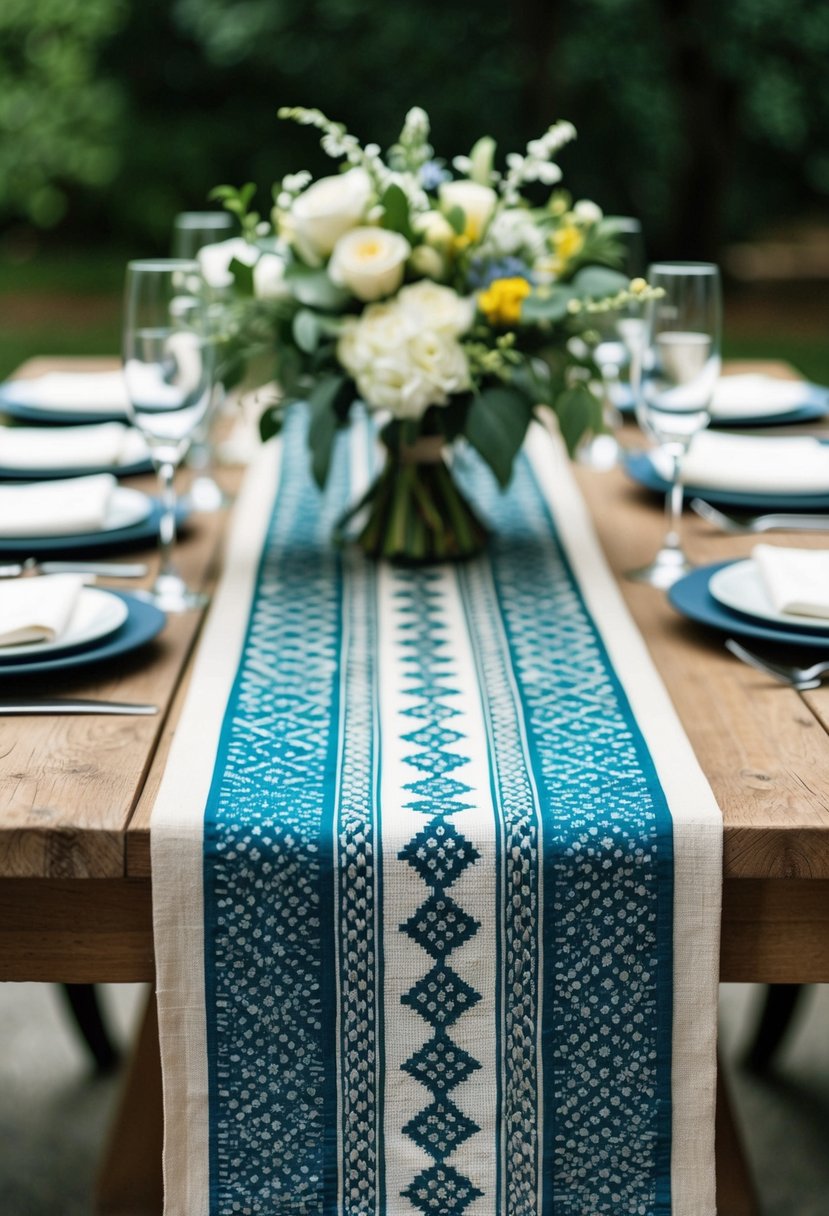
left=0, top=0, right=126, bottom=227
left=465, top=385, right=536, bottom=487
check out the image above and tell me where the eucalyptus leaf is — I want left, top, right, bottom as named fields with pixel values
left=380, top=182, right=414, bottom=242
left=570, top=265, right=629, bottom=299
left=293, top=308, right=320, bottom=354
left=445, top=205, right=466, bottom=236
left=521, top=288, right=575, bottom=323
left=285, top=264, right=349, bottom=310
left=465, top=385, right=534, bottom=487
left=554, top=383, right=597, bottom=455
left=307, top=375, right=352, bottom=488
left=229, top=256, right=255, bottom=295
left=469, top=136, right=496, bottom=185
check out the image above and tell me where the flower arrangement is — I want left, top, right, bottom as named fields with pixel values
left=206, top=106, right=647, bottom=561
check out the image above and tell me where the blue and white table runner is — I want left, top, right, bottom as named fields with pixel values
left=152, top=413, right=722, bottom=1216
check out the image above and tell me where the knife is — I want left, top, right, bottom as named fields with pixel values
left=0, top=698, right=158, bottom=716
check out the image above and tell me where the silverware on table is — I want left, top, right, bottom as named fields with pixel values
left=691, top=498, right=829, bottom=535
left=725, top=638, right=829, bottom=690
left=0, top=698, right=158, bottom=716
left=0, top=558, right=149, bottom=579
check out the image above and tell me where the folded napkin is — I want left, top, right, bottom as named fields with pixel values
left=0, top=573, right=85, bottom=647
left=3, top=371, right=130, bottom=416
left=754, top=543, right=829, bottom=620
left=0, top=473, right=116, bottom=537
left=0, top=422, right=148, bottom=472
left=652, top=431, right=829, bottom=494
left=711, top=374, right=809, bottom=421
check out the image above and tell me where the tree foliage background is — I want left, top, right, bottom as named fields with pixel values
left=1, top=0, right=827, bottom=259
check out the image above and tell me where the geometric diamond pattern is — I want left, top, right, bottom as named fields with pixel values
left=398, top=821, right=480, bottom=889
left=403, top=1099, right=481, bottom=1162
left=395, top=570, right=483, bottom=1207
left=402, top=1031, right=481, bottom=1096
left=401, top=893, right=480, bottom=960
left=401, top=1162, right=485, bottom=1215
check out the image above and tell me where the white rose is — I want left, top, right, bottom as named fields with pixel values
left=408, top=244, right=446, bottom=280
left=329, top=226, right=411, bottom=302
left=439, top=179, right=497, bottom=239
left=291, top=168, right=372, bottom=258
left=197, top=238, right=257, bottom=288
left=408, top=330, right=470, bottom=399
left=337, top=302, right=415, bottom=376
left=412, top=209, right=455, bottom=250
left=397, top=281, right=475, bottom=337
left=253, top=252, right=290, bottom=299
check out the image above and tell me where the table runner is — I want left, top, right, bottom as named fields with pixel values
left=152, top=410, right=722, bottom=1216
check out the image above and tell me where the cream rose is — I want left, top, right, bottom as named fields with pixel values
left=412, top=209, right=456, bottom=250
left=439, top=179, right=497, bottom=239
left=328, top=226, right=411, bottom=302
left=290, top=168, right=372, bottom=259
left=253, top=252, right=291, bottom=299
left=337, top=296, right=470, bottom=420
left=397, top=281, right=474, bottom=337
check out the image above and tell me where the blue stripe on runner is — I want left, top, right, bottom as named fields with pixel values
left=201, top=409, right=350, bottom=1213
left=465, top=450, right=675, bottom=1216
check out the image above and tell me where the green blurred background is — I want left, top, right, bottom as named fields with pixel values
left=1, top=0, right=827, bottom=379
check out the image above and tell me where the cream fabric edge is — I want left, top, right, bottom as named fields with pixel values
left=526, top=424, right=722, bottom=1216
left=150, top=440, right=282, bottom=1216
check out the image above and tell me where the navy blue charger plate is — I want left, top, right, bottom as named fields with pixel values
left=0, top=500, right=188, bottom=557
left=615, top=381, right=829, bottom=428
left=624, top=450, right=829, bottom=513
left=668, top=561, right=829, bottom=649
left=0, top=591, right=166, bottom=678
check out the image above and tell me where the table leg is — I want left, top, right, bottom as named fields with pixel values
left=94, top=988, right=164, bottom=1216
left=716, top=1064, right=759, bottom=1216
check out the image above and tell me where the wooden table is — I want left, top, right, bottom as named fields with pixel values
left=2, top=357, right=828, bottom=1213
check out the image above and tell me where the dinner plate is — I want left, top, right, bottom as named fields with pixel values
left=0, top=587, right=129, bottom=660
left=0, top=455, right=153, bottom=482
left=0, top=592, right=166, bottom=678
left=0, top=486, right=152, bottom=543
left=615, top=382, right=829, bottom=428
left=0, top=380, right=130, bottom=425
left=624, top=450, right=829, bottom=513
left=668, top=561, right=829, bottom=648
left=0, top=499, right=188, bottom=557
left=709, top=559, right=829, bottom=634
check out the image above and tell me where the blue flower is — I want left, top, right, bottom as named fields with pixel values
left=466, top=256, right=535, bottom=290
left=420, top=160, right=451, bottom=191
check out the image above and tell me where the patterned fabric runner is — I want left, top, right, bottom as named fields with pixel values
left=152, top=411, right=721, bottom=1216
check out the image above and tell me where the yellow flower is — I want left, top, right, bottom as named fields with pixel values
left=552, top=223, right=584, bottom=264
left=478, top=276, right=532, bottom=326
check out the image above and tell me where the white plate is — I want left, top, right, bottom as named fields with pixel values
left=0, top=486, right=151, bottom=541
left=709, top=559, right=829, bottom=633
left=0, top=587, right=129, bottom=658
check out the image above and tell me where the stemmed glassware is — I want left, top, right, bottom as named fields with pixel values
left=172, top=211, right=236, bottom=512
left=122, top=259, right=214, bottom=612
left=628, top=261, right=722, bottom=588
left=579, top=216, right=645, bottom=469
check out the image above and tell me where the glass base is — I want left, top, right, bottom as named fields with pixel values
left=626, top=545, right=693, bottom=589
left=577, top=433, right=620, bottom=471
left=137, top=572, right=208, bottom=614
left=184, top=474, right=230, bottom=514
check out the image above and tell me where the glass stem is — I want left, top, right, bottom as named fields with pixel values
left=157, top=461, right=178, bottom=580
left=664, top=447, right=684, bottom=550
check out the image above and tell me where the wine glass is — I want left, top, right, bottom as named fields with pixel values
left=627, top=261, right=722, bottom=588
left=579, top=216, right=645, bottom=470
left=122, top=259, right=214, bottom=612
left=172, top=211, right=237, bottom=512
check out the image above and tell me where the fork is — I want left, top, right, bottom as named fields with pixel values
left=690, top=498, right=829, bottom=535
left=0, top=558, right=148, bottom=579
left=725, top=638, right=829, bottom=690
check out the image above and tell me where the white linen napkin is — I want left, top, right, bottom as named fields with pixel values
left=0, top=573, right=85, bottom=646
left=0, top=474, right=116, bottom=537
left=0, top=422, right=148, bottom=471
left=3, top=371, right=130, bottom=416
left=754, top=543, right=829, bottom=620
left=651, top=432, right=829, bottom=494
left=711, top=374, right=809, bottom=421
